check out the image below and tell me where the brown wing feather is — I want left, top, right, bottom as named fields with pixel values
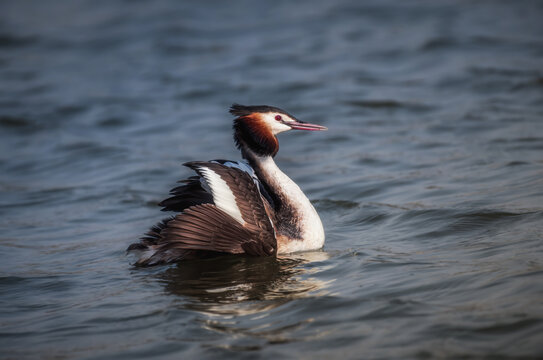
left=143, top=203, right=275, bottom=264
left=129, top=161, right=277, bottom=266
left=199, top=163, right=277, bottom=256
left=185, top=161, right=275, bottom=236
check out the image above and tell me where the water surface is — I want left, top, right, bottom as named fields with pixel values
left=1, top=0, right=543, bottom=358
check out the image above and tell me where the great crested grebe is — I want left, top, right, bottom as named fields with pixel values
left=128, top=104, right=327, bottom=266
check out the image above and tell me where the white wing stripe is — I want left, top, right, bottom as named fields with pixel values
left=198, top=167, right=245, bottom=225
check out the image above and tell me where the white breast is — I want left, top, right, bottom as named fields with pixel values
left=256, top=156, right=325, bottom=253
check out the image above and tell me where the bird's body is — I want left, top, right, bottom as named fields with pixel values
left=128, top=104, right=327, bottom=266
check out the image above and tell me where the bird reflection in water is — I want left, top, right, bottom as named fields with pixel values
left=158, top=251, right=331, bottom=316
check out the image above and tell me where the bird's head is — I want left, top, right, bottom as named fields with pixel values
left=230, top=104, right=327, bottom=157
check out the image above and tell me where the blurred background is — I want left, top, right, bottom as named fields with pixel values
left=1, top=0, right=542, bottom=359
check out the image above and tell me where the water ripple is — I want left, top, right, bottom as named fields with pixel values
left=1, top=0, right=542, bottom=358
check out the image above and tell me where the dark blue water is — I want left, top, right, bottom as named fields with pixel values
left=1, top=0, right=543, bottom=358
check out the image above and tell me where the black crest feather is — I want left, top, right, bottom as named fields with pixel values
left=229, top=103, right=298, bottom=120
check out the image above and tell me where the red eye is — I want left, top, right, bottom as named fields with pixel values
left=275, top=115, right=282, bottom=121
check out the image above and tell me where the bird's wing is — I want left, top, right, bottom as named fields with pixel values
left=185, top=161, right=275, bottom=237
left=129, top=162, right=276, bottom=266
left=158, top=176, right=213, bottom=212
left=158, top=160, right=275, bottom=213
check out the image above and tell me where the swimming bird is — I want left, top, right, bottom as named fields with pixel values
left=128, top=104, right=327, bottom=266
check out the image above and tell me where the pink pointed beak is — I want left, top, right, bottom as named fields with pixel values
left=288, top=121, right=328, bottom=131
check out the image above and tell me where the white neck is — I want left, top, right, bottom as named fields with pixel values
left=249, top=154, right=325, bottom=253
